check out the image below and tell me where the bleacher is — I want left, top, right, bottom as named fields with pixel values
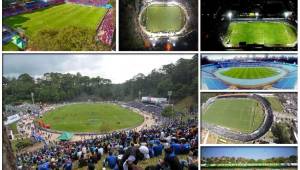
left=201, top=64, right=228, bottom=89
left=3, top=0, right=65, bottom=17
left=97, top=9, right=114, bottom=46
left=272, top=70, right=297, bottom=89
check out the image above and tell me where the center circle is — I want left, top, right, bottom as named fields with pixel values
left=39, top=103, right=144, bottom=133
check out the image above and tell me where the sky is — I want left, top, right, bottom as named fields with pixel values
left=202, top=147, right=297, bottom=159
left=202, top=54, right=297, bottom=60
left=3, top=54, right=194, bottom=84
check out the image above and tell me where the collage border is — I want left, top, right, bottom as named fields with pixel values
left=1, top=0, right=300, bottom=168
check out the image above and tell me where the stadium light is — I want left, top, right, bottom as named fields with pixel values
left=227, top=11, right=233, bottom=20
left=255, top=12, right=259, bottom=17
left=149, top=37, right=157, bottom=47
left=284, top=11, right=292, bottom=19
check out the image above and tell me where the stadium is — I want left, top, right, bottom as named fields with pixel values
left=3, top=54, right=199, bottom=169
left=119, top=0, right=198, bottom=51
left=5, top=98, right=198, bottom=169
left=2, top=0, right=115, bottom=51
left=201, top=59, right=298, bottom=90
left=139, top=1, right=188, bottom=44
left=202, top=94, right=273, bottom=142
left=201, top=0, right=298, bottom=51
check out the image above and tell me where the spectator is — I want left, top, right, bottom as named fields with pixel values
left=104, top=152, right=118, bottom=169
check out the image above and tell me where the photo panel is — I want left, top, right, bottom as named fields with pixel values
left=3, top=53, right=199, bottom=169
left=201, top=146, right=298, bottom=169
left=201, top=92, right=297, bottom=144
left=200, top=53, right=298, bottom=90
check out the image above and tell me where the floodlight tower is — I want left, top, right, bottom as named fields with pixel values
left=31, top=92, right=35, bottom=105
left=284, top=11, right=291, bottom=19
left=138, top=90, right=142, bottom=100
left=255, top=12, right=259, bottom=19
left=168, top=91, right=172, bottom=104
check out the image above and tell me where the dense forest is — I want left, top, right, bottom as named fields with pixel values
left=202, top=155, right=297, bottom=164
left=3, top=56, right=198, bottom=106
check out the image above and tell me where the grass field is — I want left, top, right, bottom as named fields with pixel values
left=142, top=4, right=185, bottom=33
left=224, top=21, right=297, bottom=47
left=266, top=97, right=284, bottom=112
left=3, top=3, right=107, bottom=50
left=202, top=98, right=265, bottom=133
left=8, top=122, right=18, bottom=134
left=220, top=67, right=279, bottom=79
left=3, top=42, right=21, bottom=51
left=41, top=103, right=144, bottom=133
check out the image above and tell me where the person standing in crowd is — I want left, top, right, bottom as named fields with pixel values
left=104, top=152, right=118, bottom=169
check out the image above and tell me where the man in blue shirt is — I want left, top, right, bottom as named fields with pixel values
left=104, top=152, right=118, bottom=169
left=63, top=159, right=72, bottom=170
left=171, top=143, right=181, bottom=155
left=153, top=144, right=163, bottom=157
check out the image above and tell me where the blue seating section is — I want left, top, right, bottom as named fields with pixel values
left=272, top=71, right=297, bottom=89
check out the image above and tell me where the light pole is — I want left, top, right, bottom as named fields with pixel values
left=31, top=92, right=35, bottom=105
left=227, top=11, right=232, bottom=20
left=168, top=91, right=172, bottom=104
left=168, top=91, right=174, bottom=117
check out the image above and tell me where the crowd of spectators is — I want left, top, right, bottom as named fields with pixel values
left=3, top=0, right=110, bottom=17
left=16, top=118, right=198, bottom=170
left=3, top=0, right=64, bottom=17
left=66, top=0, right=109, bottom=7
left=97, top=9, right=114, bottom=46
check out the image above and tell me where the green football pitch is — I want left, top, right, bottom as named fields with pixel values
left=223, top=21, right=297, bottom=47
left=141, top=4, right=185, bottom=33
left=41, top=103, right=144, bottom=133
left=3, top=3, right=107, bottom=41
left=220, top=67, right=279, bottom=79
left=202, top=98, right=265, bottom=133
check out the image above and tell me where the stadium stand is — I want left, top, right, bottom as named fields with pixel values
left=10, top=102, right=198, bottom=169
left=97, top=9, right=114, bottom=46
left=3, top=0, right=65, bottom=17
left=201, top=64, right=228, bottom=89
left=66, top=0, right=109, bottom=6
left=3, top=0, right=109, bottom=17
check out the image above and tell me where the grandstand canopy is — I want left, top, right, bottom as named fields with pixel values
left=57, top=132, right=73, bottom=141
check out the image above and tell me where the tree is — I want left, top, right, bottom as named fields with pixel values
left=161, top=106, right=175, bottom=117
left=3, top=56, right=198, bottom=106
left=271, top=122, right=292, bottom=144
